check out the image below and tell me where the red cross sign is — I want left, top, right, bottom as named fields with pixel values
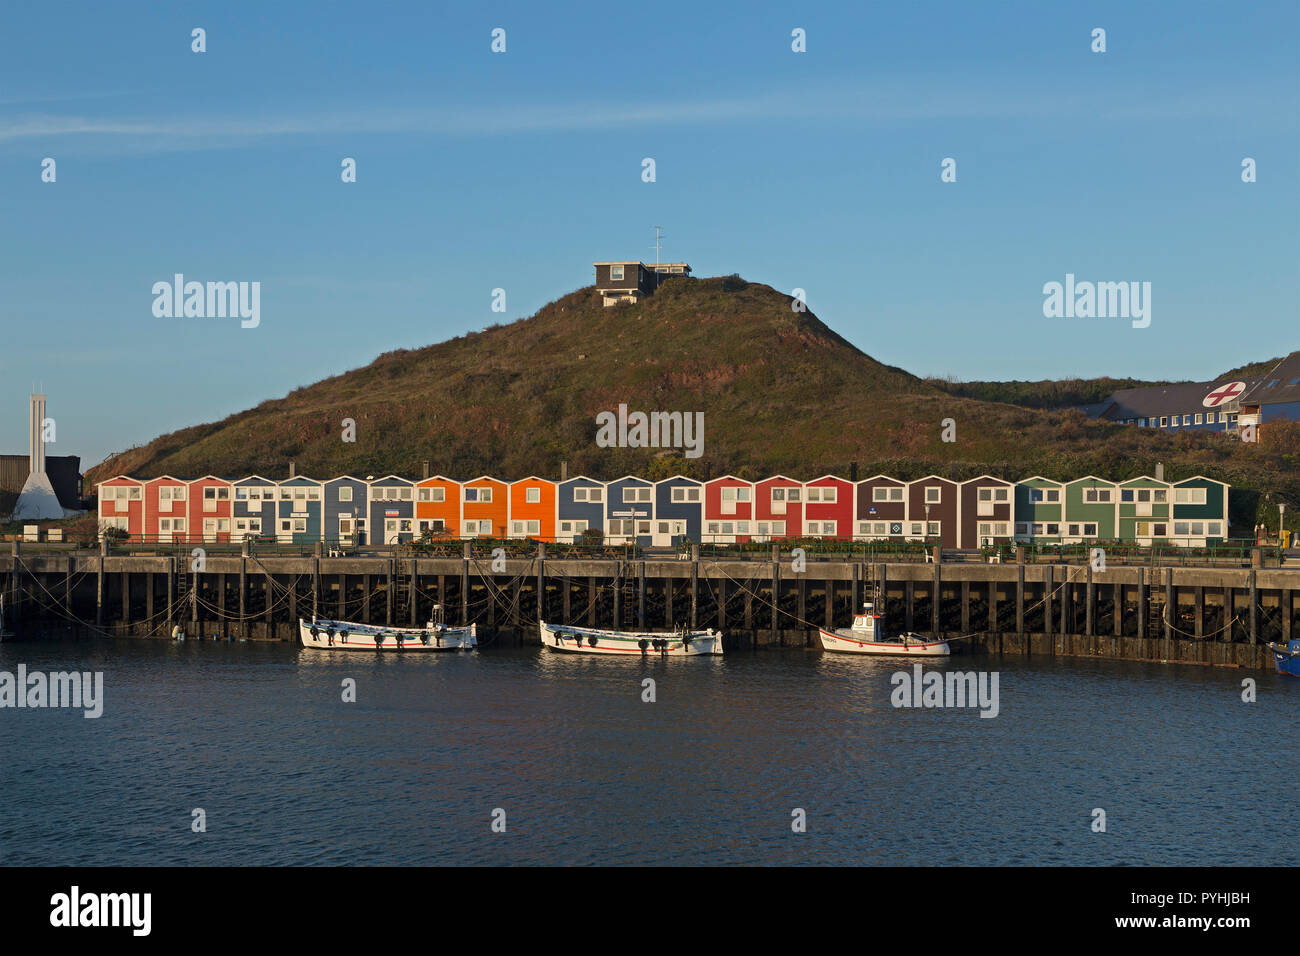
left=1203, top=381, right=1245, bottom=407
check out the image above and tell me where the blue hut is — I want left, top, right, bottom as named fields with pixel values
left=367, top=475, right=415, bottom=544
left=324, top=476, right=369, bottom=546
left=653, top=476, right=703, bottom=546
left=232, top=475, right=277, bottom=542
left=275, top=476, right=324, bottom=543
left=556, top=476, right=606, bottom=543
left=604, top=475, right=654, bottom=546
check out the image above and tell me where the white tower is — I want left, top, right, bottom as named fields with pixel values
left=12, top=393, right=65, bottom=520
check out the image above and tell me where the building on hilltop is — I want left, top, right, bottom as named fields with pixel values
left=1238, top=351, right=1300, bottom=431
left=1080, top=351, right=1300, bottom=436
left=593, top=260, right=692, bottom=307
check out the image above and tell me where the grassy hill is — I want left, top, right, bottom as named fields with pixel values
left=86, top=276, right=1300, bottom=527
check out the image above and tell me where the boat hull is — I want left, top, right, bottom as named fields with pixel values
left=299, top=618, right=477, bottom=651
left=1269, top=641, right=1300, bottom=676
left=818, top=628, right=951, bottom=656
left=539, top=621, right=723, bottom=656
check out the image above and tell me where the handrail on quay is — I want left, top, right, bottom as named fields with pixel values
left=5, top=533, right=1293, bottom=568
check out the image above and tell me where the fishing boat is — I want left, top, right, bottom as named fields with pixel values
left=1268, top=639, right=1300, bottom=676
left=539, top=620, right=723, bottom=656
left=818, top=602, right=950, bottom=656
left=299, top=605, right=476, bottom=651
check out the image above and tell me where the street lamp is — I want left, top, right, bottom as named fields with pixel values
left=1281, top=503, right=1287, bottom=549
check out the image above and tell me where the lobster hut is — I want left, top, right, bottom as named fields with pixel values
left=653, top=476, right=703, bottom=546
left=804, top=475, right=853, bottom=540
left=509, top=477, right=557, bottom=541
left=462, top=476, right=508, bottom=539
left=232, top=476, right=277, bottom=544
left=1013, top=476, right=1066, bottom=542
left=959, top=476, right=1015, bottom=548
left=367, top=476, right=414, bottom=544
left=605, top=475, right=654, bottom=546
left=855, top=474, right=907, bottom=541
left=415, top=475, right=461, bottom=541
left=188, top=475, right=235, bottom=543
left=144, top=476, right=190, bottom=543
left=325, top=476, right=369, bottom=546
left=754, top=475, right=803, bottom=540
left=274, top=476, right=324, bottom=544
left=905, top=475, right=958, bottom=547
left=1170, top=476, right=1229, bottom=546
left=556, top=476, right=605, bottom=543
left=703, top=476, right=754, bottom=543
left=97, top=476, right=145, bottom=540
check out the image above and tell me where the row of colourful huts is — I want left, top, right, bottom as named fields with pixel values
left=94, top=472, right=1233, bottom=548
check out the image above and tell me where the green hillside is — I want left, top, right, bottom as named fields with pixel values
left=86, top=276, right=1300, bottom=527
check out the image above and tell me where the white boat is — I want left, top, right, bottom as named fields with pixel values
left=300, top=605, right=476, bottom=651
left=818, top=602, right=950, bottom=656
left=539, top=620, right=723, bottom=656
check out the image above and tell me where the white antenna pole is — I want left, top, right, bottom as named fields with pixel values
left=652, top=226, right=663, bottom=267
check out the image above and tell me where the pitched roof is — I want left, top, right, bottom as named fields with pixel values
left=1239, top=351, right=1300, bottom=407
left=1101, top=377, right=1262, bottom=420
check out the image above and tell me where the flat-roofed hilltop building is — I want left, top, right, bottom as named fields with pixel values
left=1239, top=351, right=1300, bottom=432
left=593, top=260, right=692, bottom=307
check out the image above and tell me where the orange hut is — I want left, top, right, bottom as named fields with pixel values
left=461, top=476, right=508, bottom=538
left=415, top=475, right=463, bottom=539
left=508, top=477, right=557, bottom=540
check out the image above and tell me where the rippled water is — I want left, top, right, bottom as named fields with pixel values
left=1, top=634, right=1295, bottom=865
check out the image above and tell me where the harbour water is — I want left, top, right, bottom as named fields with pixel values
left=1, top=633, right=1295, bottom=866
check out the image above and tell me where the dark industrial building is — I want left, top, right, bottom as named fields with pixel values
left=0, top=454, right=83, bottom=516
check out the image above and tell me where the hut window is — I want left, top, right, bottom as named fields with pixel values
left=924, top=486, right=941, bottom=504
left=526, top=488, right=541, bottom=503
left=340, top=487, right=353, bottom=502
left=611, top=265, right=624, bottom=280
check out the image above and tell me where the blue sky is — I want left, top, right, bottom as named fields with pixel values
left=1, top=0, right=1296, bottom=466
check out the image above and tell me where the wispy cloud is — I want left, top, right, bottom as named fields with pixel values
left=0, top=81, right=1288, bottom=153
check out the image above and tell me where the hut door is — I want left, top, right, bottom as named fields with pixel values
left=385, top=519, right=398, bottom=544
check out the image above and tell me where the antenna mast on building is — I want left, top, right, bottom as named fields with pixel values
left=652, top=226, right=664, bottom=267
